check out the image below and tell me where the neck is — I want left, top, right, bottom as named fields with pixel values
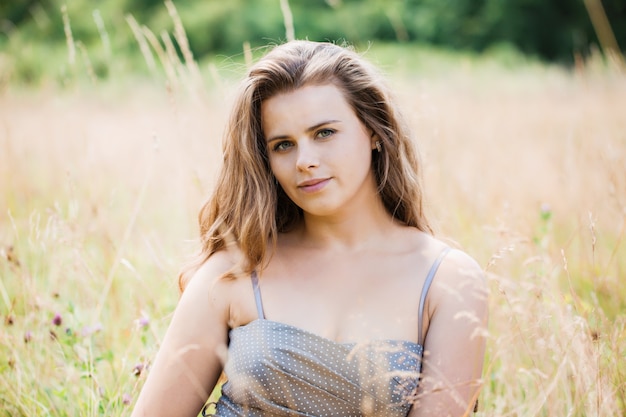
left=297, top=196, right=397, bottom=252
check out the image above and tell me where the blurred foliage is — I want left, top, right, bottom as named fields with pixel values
left=0, top=0, right=625, bottom=85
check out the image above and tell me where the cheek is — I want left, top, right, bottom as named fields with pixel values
left=268, top=157, right=288, bottom=182
left=342, top=135, right=373, bottom=168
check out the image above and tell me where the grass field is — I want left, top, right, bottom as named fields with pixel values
left=1, top=42, right=625, bottom=416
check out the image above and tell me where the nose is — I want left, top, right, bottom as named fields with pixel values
left=295, top=140, right=319, bottom=172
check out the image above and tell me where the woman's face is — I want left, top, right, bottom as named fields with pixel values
left=262, top=84, right=379, bottom=219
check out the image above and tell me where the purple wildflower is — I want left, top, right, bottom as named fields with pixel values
left=52, top=313, right=62, bottom=326
left=138, top=315, right=150, bottom=328
left=132, top=362, right=144, bottom=377
left=81, top=323, right=103, bottom=337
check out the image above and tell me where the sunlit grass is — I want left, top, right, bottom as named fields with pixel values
left=1, top=37, right=625, bottom=417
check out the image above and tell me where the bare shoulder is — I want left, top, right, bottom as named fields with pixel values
left=181, top=250, right=239, bottom=315
left=429, top=244, right=488, bottom=313
left=440, top=247, right=485, bottom=284
left=185, top=249, right=262, bottom=329
left=192, top=250, right=238, bottom=285
left=412, top=232, right=487, bottom=310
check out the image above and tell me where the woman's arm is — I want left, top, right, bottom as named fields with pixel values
left=130, top=252, right=233, bottom=417
left=409, top=249, right=489, bottom=417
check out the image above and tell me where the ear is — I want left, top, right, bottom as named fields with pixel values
left=370, top=132, right=378, bottom=150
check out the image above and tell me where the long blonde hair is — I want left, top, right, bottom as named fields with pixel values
left=179, top=40, right=432, bottom=291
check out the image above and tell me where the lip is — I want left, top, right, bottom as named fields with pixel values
left=297, top=178, right=331, bottom=193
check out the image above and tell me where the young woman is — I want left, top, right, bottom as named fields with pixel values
left=131, top=40, right=488, bottom=417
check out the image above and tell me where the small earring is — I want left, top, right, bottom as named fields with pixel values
left=375, top=140, right=382, bottom=153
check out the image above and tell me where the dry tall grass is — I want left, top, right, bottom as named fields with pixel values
left=0, top=52, right=624, bottom=416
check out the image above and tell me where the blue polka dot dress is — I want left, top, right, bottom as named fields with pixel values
left=209, top=248, right=451, bottom=416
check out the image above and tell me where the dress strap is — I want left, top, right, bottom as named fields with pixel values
left=250, top=271, right=266, bottom=320
left=418, top=247, right=452, bottom=346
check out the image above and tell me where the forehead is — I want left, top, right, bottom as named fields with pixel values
left=261, top=84, right=356, bottom=133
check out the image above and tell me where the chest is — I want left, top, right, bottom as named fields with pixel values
left=256, top=252, right=430, bottom=344
left=218, top=320, right=421, bottom=417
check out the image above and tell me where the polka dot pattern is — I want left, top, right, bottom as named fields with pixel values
left=211, top=320, right=423, bottom=417
left=209, top=248, right=452, bottom=416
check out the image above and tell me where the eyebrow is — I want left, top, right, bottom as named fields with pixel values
left=265, top=120, right=341, bottom=142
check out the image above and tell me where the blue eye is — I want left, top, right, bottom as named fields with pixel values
left=273, top=141, right=293, bottom=152
left=317, top=128, right=335, bottom=138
